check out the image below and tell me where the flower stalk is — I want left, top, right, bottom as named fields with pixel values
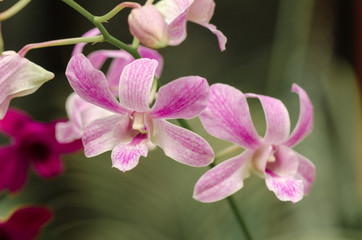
left=0, top=0, right=31, bottom=21
left=62, top=0, right=141, bottom=59
left=18, top=35, right=104, bottom=57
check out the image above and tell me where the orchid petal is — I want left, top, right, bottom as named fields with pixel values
left=119, top=58, right=158, bottom=112
left=32, top=153, right=63, bottom=178
left=265, top=172, right=304, bottom=203
left=66, top=54, right=128, bottom=115
left=138, top=46, right=164, bottom=78
left=82, top=115, right=134, bottom=157
left=0, top=108, right=32, bottom=137
left=87, top=49, right=131, bottom=70
left=266, top=145, right=299, bottom=177
left=72, top=28, right=101, bottom=56
left=156, top=0, right=193, bottom=45
left=56, top=93, right=89, bottom=143
left=284, top=84, right=314, bottom=147
left=2, top=206, right=52, bottom=240
left=56, top=93, right=113, bottom=143
left=187, top=0, right=215, bottom=24
left=201, top=23, right=227, bottom=51
left=246, top=93, right=291, bottom=144
left=111, top=134, right=148, bottom=172
left=0, top=51, right=54, bottom=119
left=0, top=146, right=28, bottom=193
left=295, top=153, right=315, bottom=195
left=149, top=76, right=209, bottom=119
left=200, top=83, right=260, bottom=150
left=152, top=119, right=214, bottom=167
left=193, top=151, right=253, bottom=202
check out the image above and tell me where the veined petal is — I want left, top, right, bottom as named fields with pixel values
left=111, top=134, right=148, bottom=172
left=246, top=93, right=291, bottom=145
left=284, top=84, right=314, bottom=147
left=119, top=58, right=158, bottom=112
left=0, top=108, right=32, bottom=137
left=0, top=146, right=28, bottom=193
left=152, top=119, right=214, bottom=167
left=2, top=206, right=52, bottom=240
left=32, top=153, right=63, bottom=178
left=265, top=172, right=304, bottom=203
left=200, top=84, right=260, bottom=150
left=72, top=28, right=101, bottom=56
left=149, top=76, right=209, bottom=119
left=156, top=0, right=193, bottom=45
left=193, top=151, right=253, bottom=202
left=0, top=51, right=54, bottom=119
left=138, top=46, right=164, bottom=78
left=66, top=54, right=128, bottom=115
left=295, top=153, right=315, bottom=195
left=82, top=115, right=134, bottom=157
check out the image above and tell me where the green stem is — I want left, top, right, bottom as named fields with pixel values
left=93, top=2, right=141, bottom=23
left=0, top=0, right=31, bottom=21
left=215, top=144, right=242, bottom=161
left=62, top=0, right=141, bottom=59
left=18, top=35, right=104, bottom=57
left=176, top=119, right=253, bottom=240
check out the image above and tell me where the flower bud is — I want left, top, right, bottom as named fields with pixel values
left=0, top=51, right=54, bottom=119
left=128, top=5, right=169, bottom=49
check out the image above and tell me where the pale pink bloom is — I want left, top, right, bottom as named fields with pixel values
left=56, top=29, right=164, bottom=143
left=66, top=54, right=214, bottom=172
left=0, top=51, right=54, bottom=119
left=193, top=83, right=315, bottom=203
left=128, top=0, right=227, bottom=51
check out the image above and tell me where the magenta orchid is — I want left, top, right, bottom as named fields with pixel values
left=0, top=51, right=54, bottom=119
left=128, top=0, right=227, bottom=51
left=66, top=54, right=214, bottom=172
left=0, top=108, right=83, bottom=193
left=0, top=206, right=52, bottom=240
left=193, top=83, right=315, bottom=203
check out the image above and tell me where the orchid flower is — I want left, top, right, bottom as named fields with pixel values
left=0, top=51, right=54, bottom=119
left=193, top=83, right=315, bottom=203
left=56, top=28, right=165, bottom=144
left=0, top=108, right=83, bottom=193
left=66, top=54, right=214, bottom=172
left=0, top=206, right=52, bottom=240
left=128, top=0, right=227, bottom=51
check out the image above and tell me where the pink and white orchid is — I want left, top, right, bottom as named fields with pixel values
left=193, top=83, right=315, bottom=203
left=0, top=51, right=54, bottom=119
left=66, top=54, right=214, bottom=172
left=56, top=28, right=165, bottom=144
left=128, top=0, right=227, bottom=51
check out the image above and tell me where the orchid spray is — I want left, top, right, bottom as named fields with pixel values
left=0, top=0, right=318, bottom=239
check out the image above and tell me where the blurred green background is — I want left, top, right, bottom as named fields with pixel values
left=0, top=0, right=361, bottom=239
